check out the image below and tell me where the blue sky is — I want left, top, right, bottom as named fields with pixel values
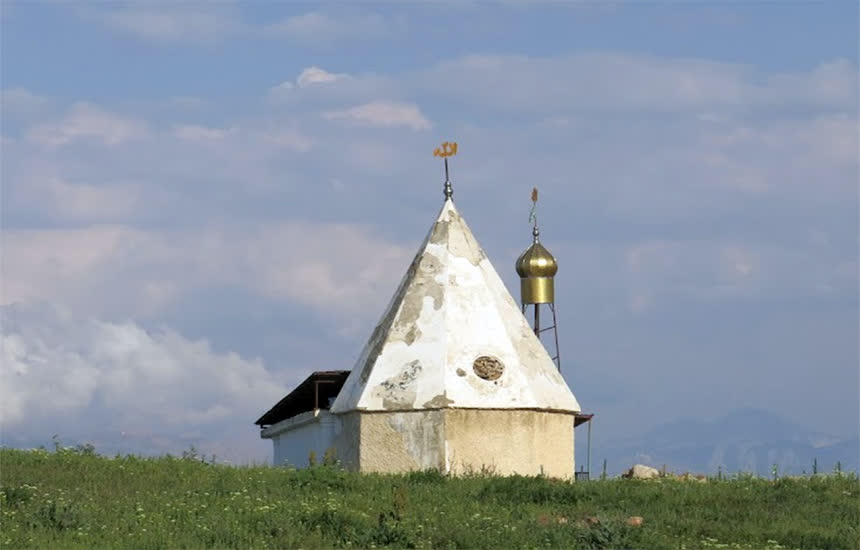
left=1, top=1, right=857, bottom=463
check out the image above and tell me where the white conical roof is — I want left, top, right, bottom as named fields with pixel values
left=330, top=199, right=580, bottom=414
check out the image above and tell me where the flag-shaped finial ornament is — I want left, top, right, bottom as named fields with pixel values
left=435, top=141, right=458, bottom=200
left=433, top=141, right=458, bottom=158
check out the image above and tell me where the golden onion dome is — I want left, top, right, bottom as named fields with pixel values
left=516, top=226, right=558, bottom=304
left=516, top=228, right=558, bottom=278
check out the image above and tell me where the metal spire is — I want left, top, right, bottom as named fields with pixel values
left=433, top=141, right=458, bottom=200
left=529, top=187, right=540, bottom=242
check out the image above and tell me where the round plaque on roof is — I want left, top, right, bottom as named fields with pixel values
left=473, top=356, right=504, bottom=381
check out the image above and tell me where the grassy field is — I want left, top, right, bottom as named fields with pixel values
left=1, top=447, right=857, bottom=549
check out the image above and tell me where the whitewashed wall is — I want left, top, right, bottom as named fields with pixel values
left=264, top=410, right=340, bottom=467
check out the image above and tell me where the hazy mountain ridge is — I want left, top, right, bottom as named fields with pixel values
left=599, top=408, right=858, bottom=476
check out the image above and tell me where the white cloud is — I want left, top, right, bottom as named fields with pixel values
left=767, top=59, right=858, bottom=108
left=241, top=223, right=412, bottom=308
left=82, top=5, right=397, bottom=47
left=265, top=12, right=390, bottom=45
left=26, top=103, right=148, bottom=147
left=172, top=124, right=311, bottom=150
left=688, top=114, right=857, bottom=194
left=173, top=124, right=233, bottom=141
left=1, top=88, right=52, bottom=118
left=341, top=139, right=402, bottom=174
left=413, top=54, right=858, bottom=113
left=297, top=66, right=349, bottom=88
left=4, top=52, right=855, bottom=350
left=620, top=239, right=855, bottom=312
left=169, top=96, right=209, bottom=110
left=100, top=5, right=240, bottom=44
left=268, top=81, right=294, bottom=96
left=259, top=129, right=314, bottom=152
left=323, top=101, right=432, bottom=130
left=267, top=67, right=351, bottom=101
left=1, top=222, right=412, bottom=320
left=0, top=302, right=286, bottom=462
left=11, top=177, right=143, bottom=222
left=2, top=48, right=856, bottom=452
left=1, top=226, right=141, bottom=311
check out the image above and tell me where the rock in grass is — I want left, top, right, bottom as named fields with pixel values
left=623, top=464, right=660, bottom=480
left=626, top=516, right=644, bottom=527
left=676, top=472, right=708, bottom=482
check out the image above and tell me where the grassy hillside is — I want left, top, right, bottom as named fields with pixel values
left=1, top=447, right=857, bottom=549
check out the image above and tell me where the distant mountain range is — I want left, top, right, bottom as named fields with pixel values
left=4, top=403, right=856, bottom=476
left=595, top=408, right=858, bottom=477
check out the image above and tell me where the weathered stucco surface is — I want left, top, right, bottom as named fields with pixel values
left=355, top=411, right=446, bottom=473
left=331, top=199, right=581, bottom=415
left=334, top=409, right=574, bottom=479
left=444, top=409, right=574, bottom=479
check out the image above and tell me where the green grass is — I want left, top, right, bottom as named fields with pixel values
left=1, top=447, right=857, bottom=549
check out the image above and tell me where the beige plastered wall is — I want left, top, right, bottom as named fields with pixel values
left=445, top=409, right=574, bottom=479
left=357, top=410, right=447, bottom=473
left=337, top=409, right=575, bottom=479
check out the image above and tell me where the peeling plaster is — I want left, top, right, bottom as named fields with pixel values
left=423, top=393, right=455, bottom=408
left=356, top=253, right=422, bottom=385
left=392, top=251, right=444, bottom=334
left=404, top=325, right=421, bottom=345
left=386, top=411, right=445, bottom=470
left=429, top=219, right=449, bottom=245
left=374, top=360, right=422, bottom=410
left=446, top=209, right=485, bottom=266
left=331, top=199, right=580, bottom=415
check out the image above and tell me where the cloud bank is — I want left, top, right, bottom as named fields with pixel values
left=1, top=37, right=856, bottom=460
left=1, top=303, right=286, bottom=462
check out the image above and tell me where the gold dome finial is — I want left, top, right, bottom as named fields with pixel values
left=529, top=186, right=540, bottom=242
left=516, top=187, right=558, bottom=304
left=434, top=141, right=458, bottom=200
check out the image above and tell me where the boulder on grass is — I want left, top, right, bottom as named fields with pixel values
left=623, top=464, right=660, bottom=480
